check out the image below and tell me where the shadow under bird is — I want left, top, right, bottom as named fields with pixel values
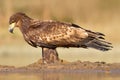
left=9, top=12, right=113, bottom=63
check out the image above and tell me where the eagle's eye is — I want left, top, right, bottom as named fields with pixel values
left=9, top=19, right=14, bottom=24
left=9, top=15, right=18, bottom=24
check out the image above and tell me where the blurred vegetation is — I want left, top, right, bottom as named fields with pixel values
left=0, top=0, right=120, bottom=44
left=0, top=0, right=120, bottom=66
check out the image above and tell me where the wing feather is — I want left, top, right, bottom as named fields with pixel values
left=26, top=20, right=88, bottom=47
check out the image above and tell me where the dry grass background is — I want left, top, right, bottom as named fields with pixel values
left=0, top=0, right=120, bottom=66
left=0, top=0, right=120, bottom=43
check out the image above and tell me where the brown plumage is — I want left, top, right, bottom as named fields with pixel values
left=9, top=12, right=113, bottom=63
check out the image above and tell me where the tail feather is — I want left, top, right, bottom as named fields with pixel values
left=84, top=31, right=113, bottom=51
left=94, top=39, right=112, bottom=48
left=86, top=39, right=112, bottom=51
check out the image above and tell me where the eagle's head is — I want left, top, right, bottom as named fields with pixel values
left=9, top=12, right=31, bottom=33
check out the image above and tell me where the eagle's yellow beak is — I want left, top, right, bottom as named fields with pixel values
left=9, top=23, right=16, bottom=33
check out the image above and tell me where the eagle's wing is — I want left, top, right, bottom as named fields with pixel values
left=25, top=20, right=112, bottom=51
left=27, top=20, right=88, bottom=48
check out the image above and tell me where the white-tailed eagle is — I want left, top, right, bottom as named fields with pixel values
left=9, top=12, right=112, bottom=63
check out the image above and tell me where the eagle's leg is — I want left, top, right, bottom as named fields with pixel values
left=42, top=48, right=59, bottom=64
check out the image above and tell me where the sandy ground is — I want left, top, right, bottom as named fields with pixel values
left=0, top=59, right=120, bottom=73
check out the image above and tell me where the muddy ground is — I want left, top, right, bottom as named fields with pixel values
left=0, top=59, right=120, bottom=73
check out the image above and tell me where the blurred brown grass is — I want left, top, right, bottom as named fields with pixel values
left=0, top=0, right=120, bottom=44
